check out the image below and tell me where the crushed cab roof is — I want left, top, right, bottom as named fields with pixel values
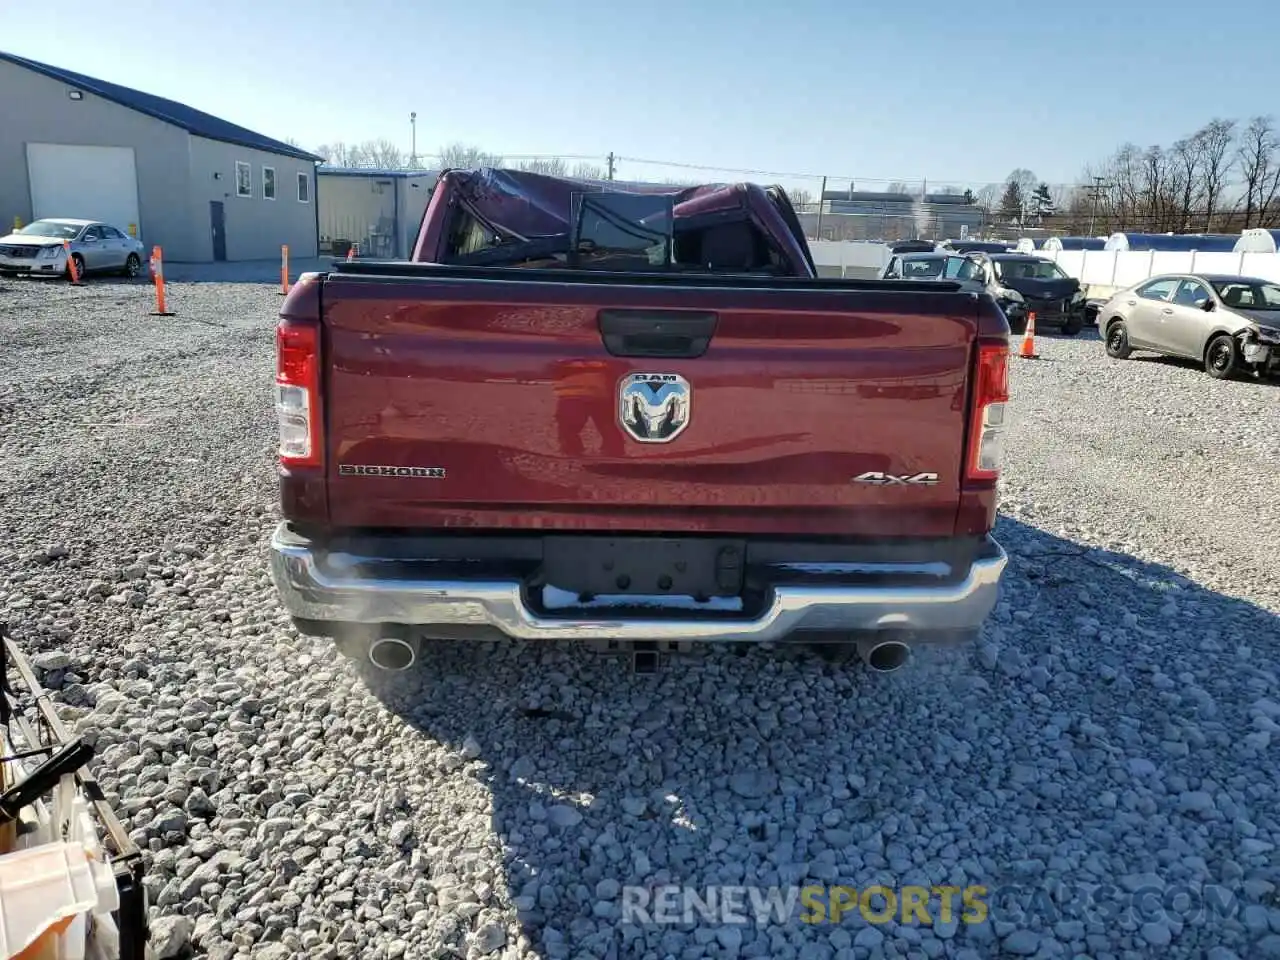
left=445, top=167, right=763, bottom=237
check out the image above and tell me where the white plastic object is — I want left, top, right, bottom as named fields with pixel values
left=2, top=735, right=121, bottom=959
left=0, top=842, right=99, bottom=958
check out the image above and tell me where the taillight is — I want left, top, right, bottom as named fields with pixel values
left=966, top=340, right=1008, bottom=482
left=276, top=320, right=322, bottom=468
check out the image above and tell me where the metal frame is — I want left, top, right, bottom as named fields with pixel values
left=1, top=626, right=148, bottom=960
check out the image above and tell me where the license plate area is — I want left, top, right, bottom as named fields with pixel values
left=541, top=537, right=746, bottom=598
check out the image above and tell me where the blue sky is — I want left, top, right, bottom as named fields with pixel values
left=7, top=0, right=1279, bottom=193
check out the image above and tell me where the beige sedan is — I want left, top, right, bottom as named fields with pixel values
left=1099, top=273, right=1280, bottom=379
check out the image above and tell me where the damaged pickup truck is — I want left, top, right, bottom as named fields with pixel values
left=268, top=168, right=1010, bottom=673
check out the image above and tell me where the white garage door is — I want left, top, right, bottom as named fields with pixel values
left=27, top=144, right=141, bottom=237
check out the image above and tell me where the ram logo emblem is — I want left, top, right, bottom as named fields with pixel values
left=853, top=471, right=940, bottom=486
left=619, top=373, right=691, bottom=443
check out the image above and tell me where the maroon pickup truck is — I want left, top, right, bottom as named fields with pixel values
left=269, top=168, right=1009, bottom=674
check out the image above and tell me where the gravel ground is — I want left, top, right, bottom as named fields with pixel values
left=2, top=279, right=1278, bottom=960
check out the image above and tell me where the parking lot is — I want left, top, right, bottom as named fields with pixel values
left=2, top=276, right=1279, bottom=960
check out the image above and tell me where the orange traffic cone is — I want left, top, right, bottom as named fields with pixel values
left=64, top=241, right=84, bottom=286
left=1019, top=311, right=1039, bottom=359
left=346, top=245, right=356, bottom=262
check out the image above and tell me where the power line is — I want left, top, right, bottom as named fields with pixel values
left=319, top=147, right=1264, bottom=206
left=617, top=155, right=927, bottom=185
left=422, top=153, right=609, bottom=163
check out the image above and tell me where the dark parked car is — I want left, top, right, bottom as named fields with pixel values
left=964, top=252, right=1087, bottom=334
left=887, top=239, right=938, bottom=254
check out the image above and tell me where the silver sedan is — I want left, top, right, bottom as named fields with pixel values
left=0, top=218, right=147, bottom=280
left=1099, top=273, right=1280, bottom=379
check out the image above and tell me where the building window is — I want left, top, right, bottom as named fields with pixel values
left=235, top=161, right=251, bottom=198
left=297, top=172, right=310, bottom=203
left=262, top=166, right=276, bottom=200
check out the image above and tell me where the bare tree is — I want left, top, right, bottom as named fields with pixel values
left=1195, top=119, right=1236, bottom=231
left=437, top=142, right=503, bottom=169
left=1106, top=144, right=1143, bottom=230
left=1136, top=145, right=1181, bottom=232
left=975, top=183, right=1001, bottom=216
left=359, top=139, right=405, bottom=169
left=1171, top=134, right=1205, bottom=230
left=886, top=181, right=912, bottom=194
left=1070, top=118, right=1245, bottom=233
left=1238, top=115, right=1280, bottom=228
left=517, top=158, right=569, bottom=176
left=315, top=141, right=363, bottom=167
left=787, top=188, right=813, bottom=212
left=509, top=158, right=606, bottom=179
left=571, top=162, right=607, bottom=180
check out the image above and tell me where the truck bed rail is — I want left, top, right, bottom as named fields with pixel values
left=325, top=258, right=970, bottom=293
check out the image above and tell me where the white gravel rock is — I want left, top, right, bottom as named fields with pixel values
left=3, top=288, right=1278, bottom=960
left=31, top=649, right=73, bottom=671
left=148, top=915, right=194, bottom=958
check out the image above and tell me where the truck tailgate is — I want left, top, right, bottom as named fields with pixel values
left=319, top=271, right=981, bottom=537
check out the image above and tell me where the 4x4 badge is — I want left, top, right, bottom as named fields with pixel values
left=852, top=471, right=939, bottom=486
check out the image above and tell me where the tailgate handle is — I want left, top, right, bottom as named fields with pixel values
left=599, top=310, right=717, bottom=358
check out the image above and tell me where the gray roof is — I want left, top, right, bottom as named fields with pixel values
left=0, top=50, right=323, bottom=162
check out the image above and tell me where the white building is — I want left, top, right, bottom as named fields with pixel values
left=0, top=50, right=322, bottom=262
left=316, top=168, right=438, bottom=259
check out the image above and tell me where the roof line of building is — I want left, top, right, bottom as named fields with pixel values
left=318, top=167, right=440, bottom=178
left=0, top=50, right=324, bottom=163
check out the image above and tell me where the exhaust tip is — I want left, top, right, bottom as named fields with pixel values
left=858, top=638, right=911, bottom=673
left=368, top=636, right=418, bottom=672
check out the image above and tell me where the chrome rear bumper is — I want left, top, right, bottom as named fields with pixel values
left=268, top=523, right=1008, bottom=644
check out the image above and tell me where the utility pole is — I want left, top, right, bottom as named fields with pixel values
left=815, top=176, right=827, bottom=240
left=920, top=176, right=928, bottom=239
left=1087, top=175, right=1110, bottom=237
left=606, top=152, right=616, bottom=181
left=409, top=112, right=417, bottom=169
